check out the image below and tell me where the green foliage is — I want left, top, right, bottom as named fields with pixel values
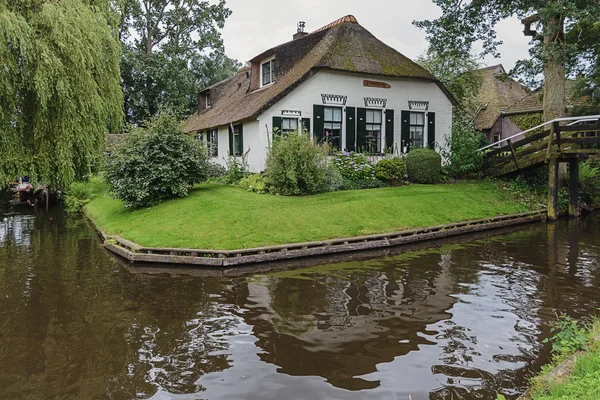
left=511, top=113, right=544, bottom=131
left=496, top=177, right=546, bottom=210
left=333, top=152, right=377, bottom=182
left=0, top=0, right=123, bottom=187
left=318, top=164, right=345, bottom=193
left=341, top=178, right=388, bottom=191
left=104, top=112, right=209, bottom=208
left=206, top=162, right=227, bottom=180
left=440, top=120, right=486, bottom=178
left=119, top=0, right=240, bottom=123
left=416, top=50, right=482, bottom=116
left=543, top=315, right=588, bottom=356
left=578, top=161, right=600, bottom=206
left=224, top=151, right=250, bottom=185
left=405, top=149, right=442, bottom=184
left=374, top=158, right=407, bottom=186
left=64, top=177, right=107, bottom=213
left=239, top=174, right=267, bottom=194
left=264, top=132, right=328, bottom=196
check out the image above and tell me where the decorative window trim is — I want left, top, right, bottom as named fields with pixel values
left=364, top=97, right=387, bottom=108
left=321, top=94, right=347, bottom=105
left=281, top=110, right=302, bottom=117
left=408, top=100, right=429, bottom=111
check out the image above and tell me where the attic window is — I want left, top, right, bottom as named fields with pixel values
left=261, top=58, right=276, bottom=87
left=205, top=93, right=212, bottom=108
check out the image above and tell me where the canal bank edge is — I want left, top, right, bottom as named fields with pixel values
left=88, top=210, right=547, bottom=267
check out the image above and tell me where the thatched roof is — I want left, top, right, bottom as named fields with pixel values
left=473, top=65, right=529, bottom=130
left=185, top=15, right=454, bottom=132
left=505, top=80, right=590, bottom=115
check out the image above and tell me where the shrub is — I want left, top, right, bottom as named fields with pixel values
left=206, top=162, right=227, bottom=180
left=333, top=152, right=376, bottom=181
left=224, top=150, right=250, bottom=184
left=318, top=163, right=345, bottom=193
left=104, top=112, right=209, bottom=208
left=405, top=148, right=442, bottom=184
left=264, top=132, right=328, bottom=195
left=439, top=120, right=486, bottom=178
left=374, top=157, right=407, bottom=185
left=578, top=161, right=600, bottom=205
left=341, top=178, right=388, bottom=190
left=239, top=174, right=267, bottom=194
left=64, top=177, right=107, bottom=212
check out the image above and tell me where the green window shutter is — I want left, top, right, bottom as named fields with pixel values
left=313, top=105, right=324, bottom=143
left=427, top=112, right=436, bottom=149
left=237, top=124, right=244, bottom=155
left=401, top=110, right=410, bottom=153
left=273, top=116, right=282, bottom=136
left=302, top=118, right=310, bottom=134
left=356, top=107, right=367, bottom=152
left=345, top=107, right=356, bottom=151
left=385, top=109, right=394, bottom=152
left=228, top=125, right=234, bottom=155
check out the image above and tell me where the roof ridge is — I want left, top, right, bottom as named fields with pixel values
left=312, top=15, right=358, bottom=34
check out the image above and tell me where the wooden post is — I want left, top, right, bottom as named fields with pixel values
left=548, top=158, right=559, bottom=220
left=45, top=184, right=49, bottom=211
left=568, top=159, right=579, bottom=218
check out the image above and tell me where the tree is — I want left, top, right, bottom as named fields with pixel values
left=416, top=50, right=483, bottom=117
left=414, top=0, right=600, bottom=122
left=119, top=0, right=240, bottom=124
left=0, top=0, right=123, bottom=186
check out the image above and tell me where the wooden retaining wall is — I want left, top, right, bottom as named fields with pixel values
left=96, top=210, right=547, bottom=268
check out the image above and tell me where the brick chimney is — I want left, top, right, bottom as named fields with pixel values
left=293, top=21, right=308, bottom=40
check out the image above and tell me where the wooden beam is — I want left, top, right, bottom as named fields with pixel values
left=507, top=139, right=520, bottom=170
left=569, top=159, right=579, bottom=218
left=548, top=158, right=559, bottom=221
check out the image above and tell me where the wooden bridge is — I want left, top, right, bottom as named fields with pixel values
left=480, top=115, right=600, bottom=220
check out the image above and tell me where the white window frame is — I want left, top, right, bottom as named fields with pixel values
left=281, top=117, right=299, bottom=134
left=365, top=109, right=383, bottom=154
left=409, top=111, right=426, bottom=150
left=208, top=128, right=218, bottom=157
left=260, top=56, right=276, bottom=87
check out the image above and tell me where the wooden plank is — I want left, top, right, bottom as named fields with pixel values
left=548, top=158, right=559, bottom=220
left=569, top=159, right=579, bottom=218
left=559, top=122, right=600, bottom=133
left=507, top=139, right=520, bottom=170
left=561, top=137, right=600, bottom=145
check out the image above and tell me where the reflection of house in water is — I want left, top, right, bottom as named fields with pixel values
left=240, top=252, right=457, bottom=390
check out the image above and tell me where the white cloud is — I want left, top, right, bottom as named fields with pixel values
left=220, top=0, right=531, bottom=72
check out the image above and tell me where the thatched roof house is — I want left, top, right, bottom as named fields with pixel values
left=185, top=15, right=455, bottom=172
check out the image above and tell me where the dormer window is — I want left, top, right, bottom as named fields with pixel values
left=205, top=93, right=211, bottom=108
left=261, top=57, right=276, bottom=87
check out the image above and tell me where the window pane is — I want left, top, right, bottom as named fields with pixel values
left=282, top=119, right=290, bottom=130
left=324, top=122, right=333, bottom=130
left=324, top=107, right=333, bottom=121
left=374, top=111, right=382, bottom=124
left=410, top=113, right=417, bottom=125
left=416, top=113, right=424, bottom=125
left=290, top=119, right=298, bottom=130
left=366, top=110, right=374, bottom=123
left=333, top=108, right=342, bottom=122
left=271, top=61, right=276, bottom=81
left=333, top=123, right=341, bottom=130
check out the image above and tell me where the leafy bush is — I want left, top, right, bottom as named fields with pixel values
left=318, top=163, right=345, bottom=193
left=64, top=177, right=107, bottom=212
left=578, top=161, right=600, bottom=205
left=264, top=132, right=328, bottom=195
left=543, top=315, right=588, bottom=356
left=206, top=162, right=227, bottom=180
left=374, top=157, right=407, bottom=185
left=104, top=112, right=209, bottom=208
left=239, top=174, right=267, bottom=194
left=405, top=148, right=442, bottom=184
left=224, top=150, right=250, bottom=184
left=341, top=178, right=388, bottom=190
left=333, top=152, right=376, bottom=181
left=440, top=120, right=486, bottom=178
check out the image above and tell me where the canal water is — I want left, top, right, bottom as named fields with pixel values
left=0, top=209, right=599, bottom=400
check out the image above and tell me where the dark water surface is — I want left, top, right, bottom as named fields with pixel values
left=1, top=209, right=599, bottom=400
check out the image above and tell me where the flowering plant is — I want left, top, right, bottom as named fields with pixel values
left=333, top=152, right=376, bottom=181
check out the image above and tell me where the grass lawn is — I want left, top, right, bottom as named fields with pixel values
left=85, top=182, right=534, bottom=250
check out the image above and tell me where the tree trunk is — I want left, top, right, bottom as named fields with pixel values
left=542, top=13, right=566, bottom=122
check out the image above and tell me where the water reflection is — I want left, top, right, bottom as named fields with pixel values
left=0, top=210, right=599, bottom=399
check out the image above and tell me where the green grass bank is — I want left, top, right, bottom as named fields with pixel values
left=85, top=182, right=535, bottom=250
left=516, top=318, right=600, bottom=400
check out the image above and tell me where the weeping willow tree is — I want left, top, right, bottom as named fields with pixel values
left=0, top=0, right=123, bottom=187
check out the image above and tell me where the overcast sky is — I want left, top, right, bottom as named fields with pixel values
left=220, top=0, right=532, bottom=72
